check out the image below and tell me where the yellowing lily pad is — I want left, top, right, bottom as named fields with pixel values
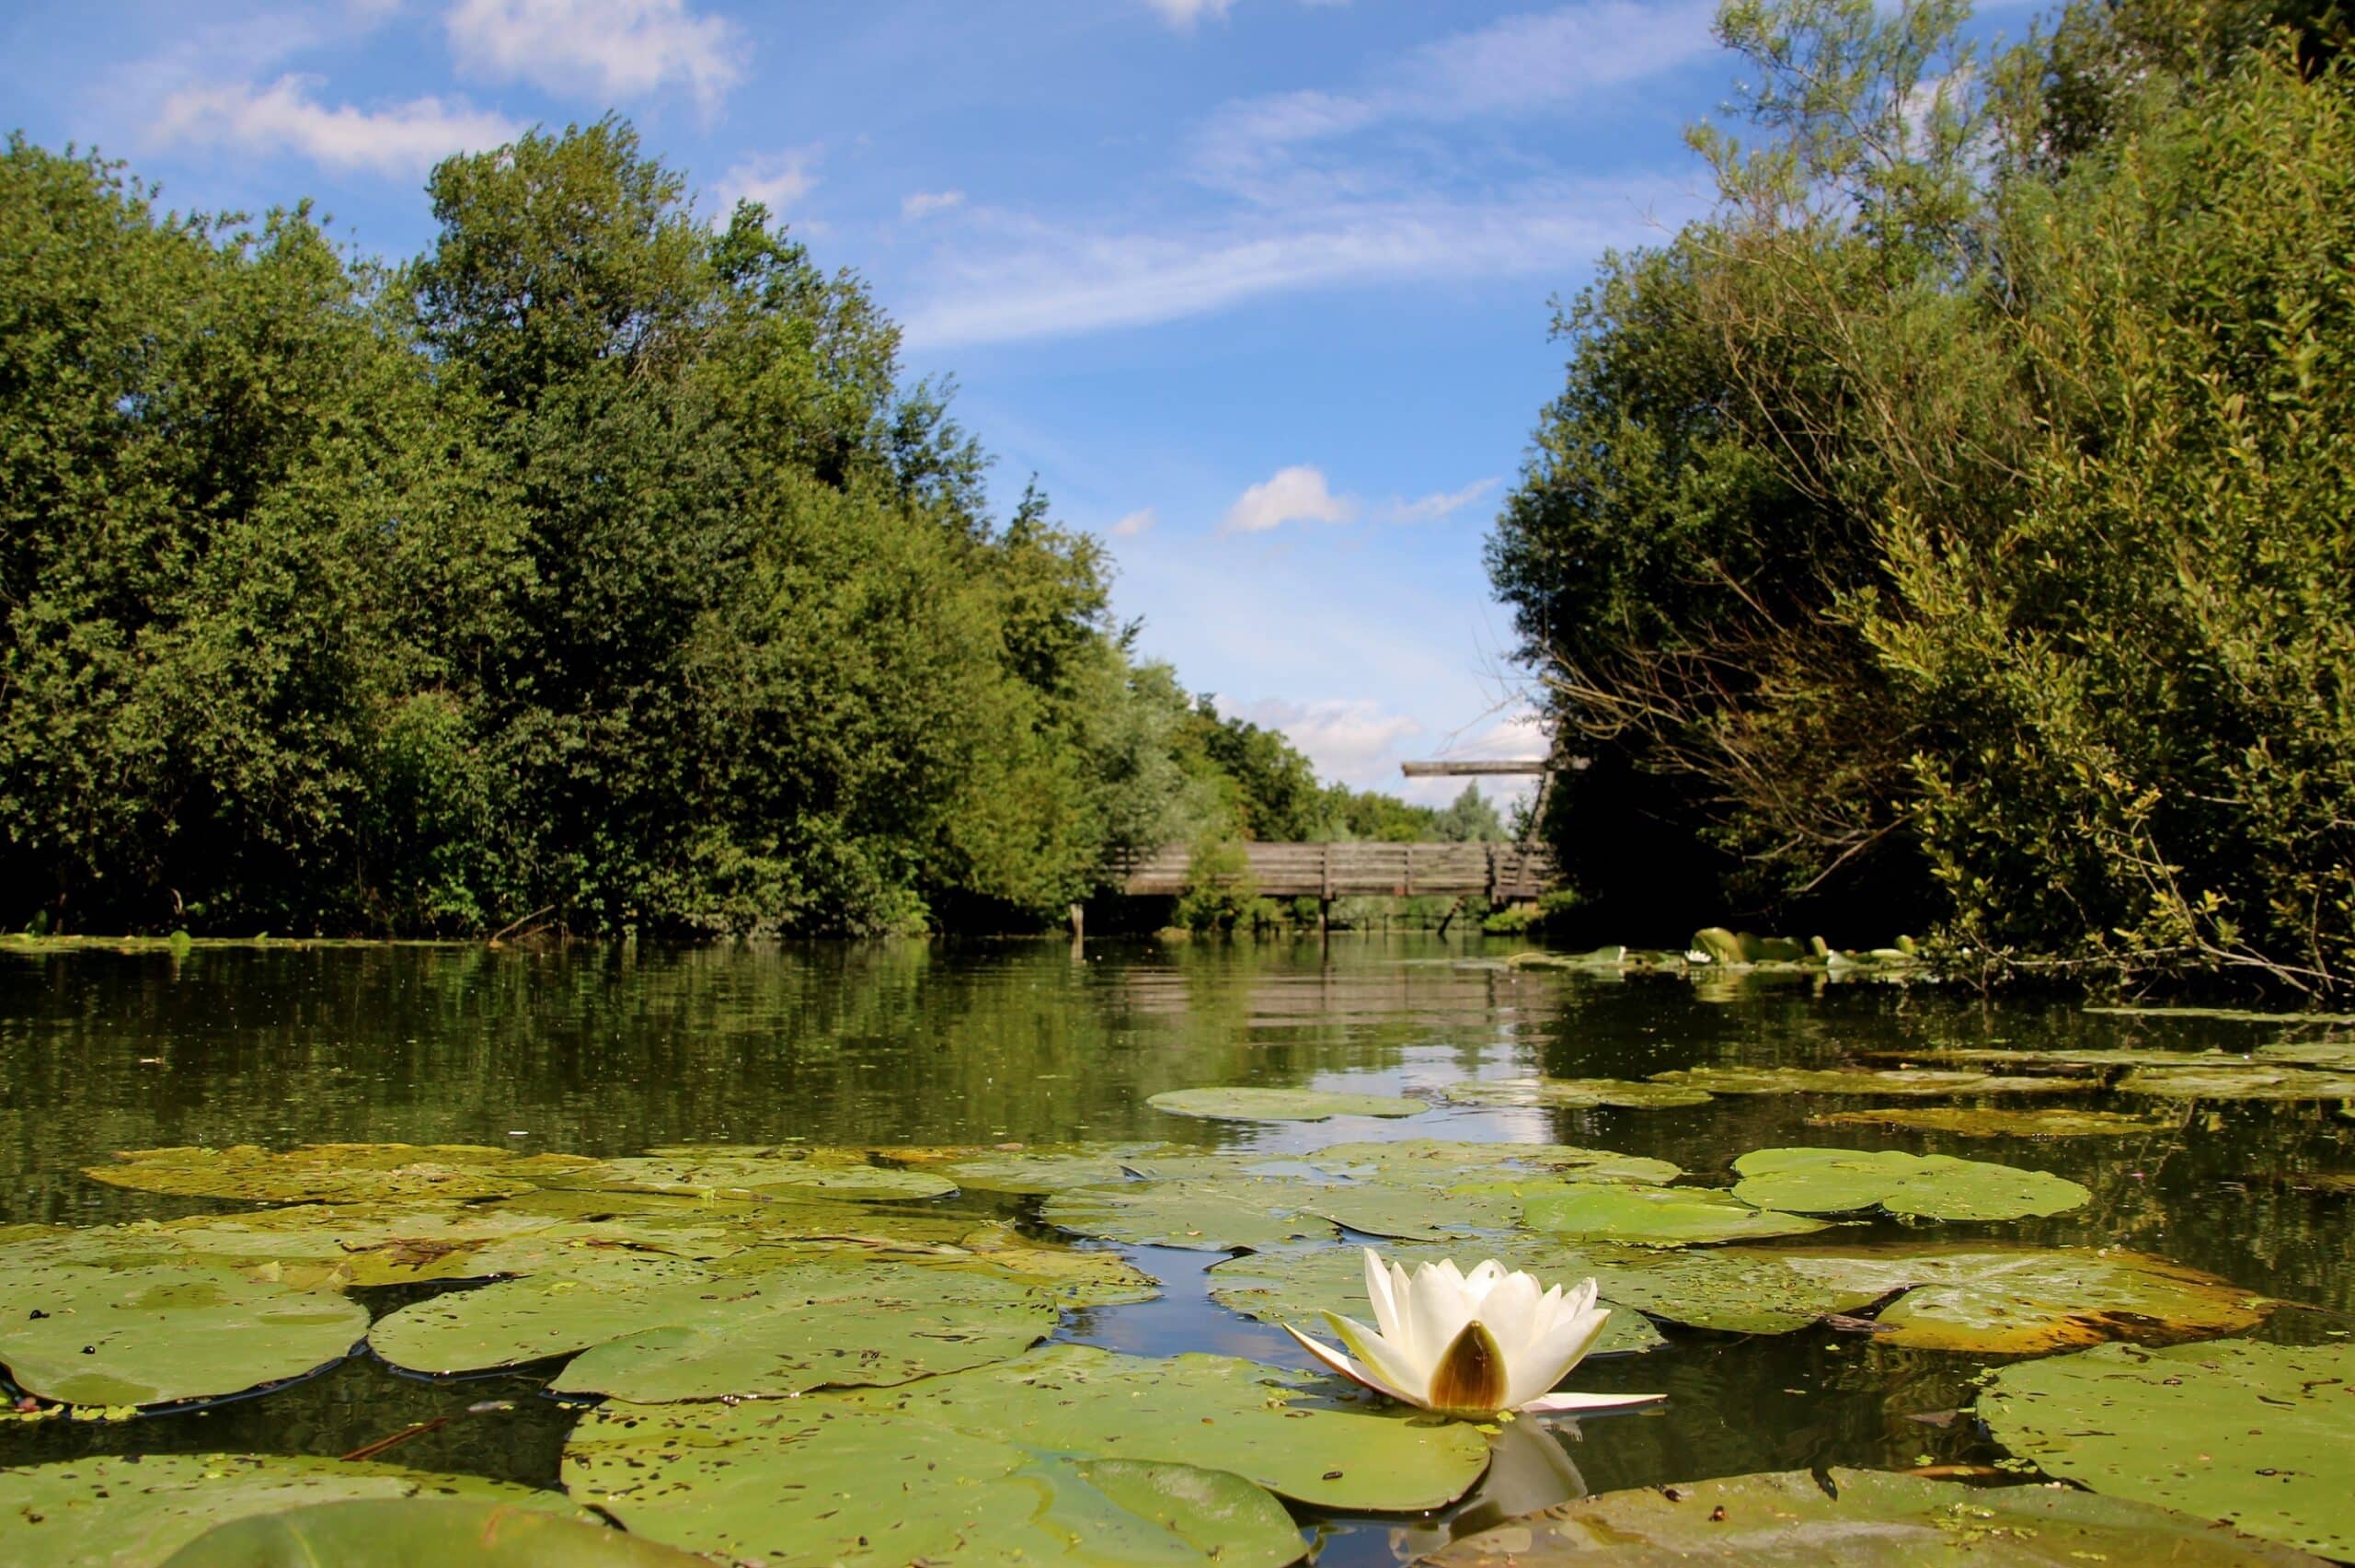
left=2118, top=1066, right=2355, bottom=1100
left=160, top=1498, right=706, bottom=1567
left=1522, top=1185, right=1830, bottom=1246
left=886, top=1144, right=1177, bottom=1195
left=549, top=1145, right=957, bottom=1202
left=1980, top=1340, right=2355, bottom=1558
left=1043, top=1179, right=1340, bottom=1252
left=1775, top=1244, right=2269, bottom=1353
left=1422, top=1466, right=2326, bottom=1565
left=0, top=1453, right=588, bottom=1568
left=1302, top=1139, right=1683, bottom=1187
left=1206, top=1244, right=1665, bottom=1356
left=1645, top=1066, right=2050, bottom=1097
left=0, top=1262, right=367, bottom=1407
left=80, top=1144, right=592, bottom=1205
left=562, top=1399, right=1307, bottom=1566
left=369, top=1259, right=1052, bottom=1401
left=1439, top=1078, right=1714, bottom=1110
left=1146, top=1088, right=1430, bottom=1122
left=826, top=1343, right=1493, bottom=1512
left=1729, top=1147, right=2091, bottom=1220
left=1807, top=1105, right=2177, bottom=1139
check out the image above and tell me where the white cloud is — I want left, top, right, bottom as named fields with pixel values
left=1109, top=508, right=1156, bottom=539
left=445, top=0, right=744, bottom=112
left=1143, top=0, right=1237, bottom=27
left=715, top=148, right=816, bottom=216
left=1230, top=696, right=1422, bottom=789
left=151, top=74, right=522, bottom=177
left=901, top=189, right=965, bottom=221
left=1388, top=477, right=1498, bottom=523
left=1223, top=465, right=1353, bottom=535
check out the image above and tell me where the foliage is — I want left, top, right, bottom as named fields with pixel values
left=1489, top=0, right=2355, bottom=985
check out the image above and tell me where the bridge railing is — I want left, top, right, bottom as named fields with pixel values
left=1111, top=841, right=1557, bottom=900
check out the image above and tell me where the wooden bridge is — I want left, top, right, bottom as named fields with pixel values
left=1115, top=841, right=1558, bottom=901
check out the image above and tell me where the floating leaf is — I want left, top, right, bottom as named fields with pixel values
left=1729, top=1147, right=2090, bottom=1221
left=0, top=1262, right=366, bottom=1407
left=921, top=1224, right=1160, bottom=1306
left=1422, top=1466, right=2324, bottom=1565
left=563, top=1399, right=1306, bottom=1566
left=548, top=1145, right=956, bottom=1202
left=161, top=1498, right=705, bottom=1567
left=1775, top=1244, right=2269, bottom=1353
left=2257, top=1041, right=2355, bottom=1069
left=2084, top=1004, right=2355, bottom=1025
left=1301, top=1139, right=1683, bottom=1187
left=1645, top=1066, right=2074, bottom=1097
left=1573, top=1246, right=1892, bottom=1333
left=0, top=1453, right=585, bottom=1568
left=1980, top=1340, right=2355, bottom=1558
left=1043, top=1178, right=1339, bottom=1252
left=1807, top=1105, right=2177, bottom=1139
left=151, top=1203, right=578, bottom=1288
left=369, top=1259, right=1051, bottom=1401
left=2118, top=1066, right=2355, bottom=1100
left=1440, top=1078, right=1714, bottom=1110
left=1146, top=1087, right=1430, bottom=1122
left=1864, top=1047, right=2252, bottom=1072
left=1206, top=1244, right=1664, bottom=1356
left=1522, top=1185, right=1829, bottom=1246
left=826, top=1343, right=1492, bottom=1512
left=80, top=1144, right=588, bottom=1205
left=884, top=1144, right=1178, bottom=1195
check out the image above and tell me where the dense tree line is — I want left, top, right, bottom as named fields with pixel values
left=1493, top=0, right=2355, bottom=987
left=0, top=121, right=1481, bottom=937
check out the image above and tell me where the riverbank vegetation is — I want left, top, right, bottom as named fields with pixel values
left=0, top=123, right=1491, bottom=938
left=1492, top=0, right=2355, bottom=990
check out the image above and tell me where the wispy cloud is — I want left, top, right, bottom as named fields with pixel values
left=1223, top=464, right=1353, bottom=535
left=1143, top=0, right=1238, bottom=26
left=445, top=0, right=743, bottom=113
left=715, top=148, right=816, bottom=216
left=1229, top=696, right=1421, bottom=789
left=1109, top=508, right=1157, bottom=539
left=151, top=74, right=521, bottom=177
left=1387, top=477, right=1498, bottom=524
left=901, top=189, right=965, bottom=221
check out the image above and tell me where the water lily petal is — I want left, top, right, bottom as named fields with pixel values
left=1362, top=1247, right=1404, bottom=1342
left=1281, top=1322, right=1411, bottom=1405
left=1517, top=1388, right=1665, bottom=1414
left=1320, top=1310, right=1429, bottom=1408
left=1507, top=1303, right=1615, bottom=1410
left=1478, top=1268, right=1545, bottom=1356
left=1406, top=1260, right=1477, bottom=1369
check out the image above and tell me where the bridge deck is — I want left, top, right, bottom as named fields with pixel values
left=1117, top=841, right=1557, bottom=900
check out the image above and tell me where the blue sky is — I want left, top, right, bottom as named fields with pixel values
left=2, top=0, right=1901, bottom=807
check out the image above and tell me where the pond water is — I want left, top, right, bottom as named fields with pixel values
left=2, top=935, right=2350, bottom=1562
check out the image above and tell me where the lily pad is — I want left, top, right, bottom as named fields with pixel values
left=1043, top=1178, right=1340, bottom=1252
left=1302, top=1139, right=1683, bottom=1187
left=886, top=1144, right=1178, bottom=1195
left=369, top=1259, right=1052, bottom=1401
left=2118, top=1066, right=2355, bottom=1100
left=2084, top=1004, right=2355, bottom=1025
left=1146, top=1087, right=1430, bottom=1122
left=1440, top=1078, right=1715, bottom=1111
left=0, top=1453, right=586, bottom=1568
left=563, top=1400, right=1306, bottom=1566
left=1864, top=1047, right=2249, bottom=1072
left=1645, top=1066, right=2062, bottom=1097
left=161, top=1499, right=706, bottom=1567
left=1522, top=1185, right=1830, bottom=1246
left=0, top=1262, right=366, bottom=1407
left=2256, top=1041, right=2355, bottom=1069
left=1421, top=1466, right=2326, bottom=1565
left=1206, top=1244, right=1665, bottom=1356
left=549, top=1145, right=957, bottom=1202
left=1775, top=1244, right=2269, bottom=1352
left=79, top=1144, right=592, bottom=1205
left=1807, top=1105, right=2177, bottom=1138
left=1729, top=1147, right=2091, bottom=1221
left=826, top=1343, right=1493, bottom=1512
left=1980, top=1340, right=2355, bottom=1558
left=151, top=1203, right=578, bottom=1288
left=1572, top=1246, right=1893, bottom=1333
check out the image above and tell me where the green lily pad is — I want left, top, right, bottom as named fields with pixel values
left=1043, top=1179, right=1340, bottom=1252
left=0, top=1262, right=367, bottom=1407
left=1980, top=1340, right=2355, bottom=1558
left=1573, top=1245, right=1894, bottom=1333
left=1645, top=1066, right=2053, bottom=1097
left=1729, top=1147, right=2091, bottom=1220
left=2084, top=1004, right=2355, bottom=1025
left=1301, top=1139, right=1683, bottom=1187
left=827, top=1343, right=1492, bottom=1512
left=2256, top=1041, right=2355, bottom=1069
left=1807, top=1105, right=2178, bottom=1138
left=2119, top=1066, right=2355, bottom=1100
left=563, top=1399, right=1306, bottom=1566
left=884, top=1144, right=1178, bottom=1195
left=1206, top=1244, right=1665, bottom=1356
left=1421, top=1466, right=2326, bottom=1565
left=79, top=1144, right=593, bottom=1205
left=0, top=1453, right=587, bottom=1568
left=1775, top=1244, right=2269, bottom=1352
left=550, top=1145, right=957, bottom=1202
left=369, top=1260, right=1051, bottom=1401
left=914, top=1224, right=1161, bottom=1307
left=1146, top=1087, right=1430, bottom=1122
left=1522, top=1185, right=1830, bottom=1246
left=1864, top=1047, right=2249, bottom=1071
left=1440, top=1079, right=1715, bottom=1110
left=160, top=1498, right=706, bottom=1567
left=150, top=1203, right=579, bottom=1288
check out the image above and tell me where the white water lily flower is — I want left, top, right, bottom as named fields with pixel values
left=1283, top=1249, right=1663, bottom=1419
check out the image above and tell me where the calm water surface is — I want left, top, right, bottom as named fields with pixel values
left=3, top=936, right=2349, bottom=1561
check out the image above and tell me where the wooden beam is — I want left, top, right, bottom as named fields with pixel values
left=1399, top=759, right=1551, bottom=777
